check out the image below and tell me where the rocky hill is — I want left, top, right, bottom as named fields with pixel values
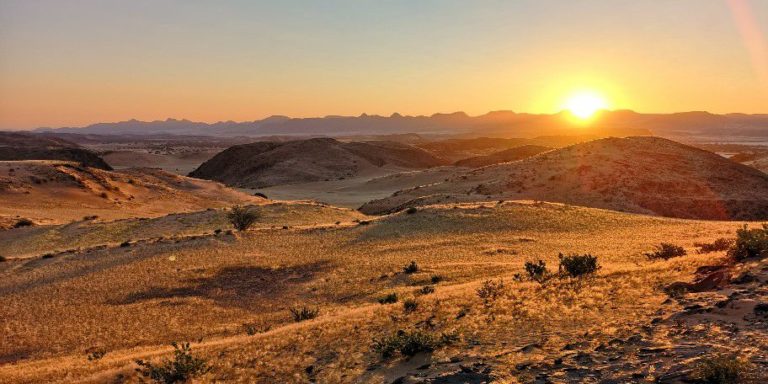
left=361, top=137, right=768, bottom=220
left=189, top=138, right=448, bottom=188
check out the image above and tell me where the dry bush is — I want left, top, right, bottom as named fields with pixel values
left=403, top=299, right=419, bottom=313
left=430, top=275, right=444, bottom=284
left=695, top=238, right=734, bottom=254
left=476, top=279, right=505, bottom=306
left=290, top=306, right=319, bottom=322
left=378, top=293, right=398, bottom=304
left=558, top=253, right=599, bottom=277
left=524, top=259, right=548, bottom=283
left=418, top=285, right=435, bottom=295
left=690, top=354, right=750, bottom=384
left=644, top=243, right=686, bottom=260
left=372, top=330, right=457, bottom=359
left=728, top=224, right=768, bottom=261
left=403, top=261, right=419, bottom=274
left=135, top=342, right=210, bottom=384
left=227, top=205, right=259, bottom=231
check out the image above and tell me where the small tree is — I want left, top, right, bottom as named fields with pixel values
left=227, top=205, right=259, bottom=231
left=135, top=342, right=209, bottom=384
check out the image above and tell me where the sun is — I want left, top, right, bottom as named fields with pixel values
left=564, top=91, right=608, bottom=119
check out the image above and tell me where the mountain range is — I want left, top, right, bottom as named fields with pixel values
left=32, top=110, right=768, bottom=138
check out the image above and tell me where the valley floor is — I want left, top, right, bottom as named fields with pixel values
left=1, top=201, right=766, bottom=383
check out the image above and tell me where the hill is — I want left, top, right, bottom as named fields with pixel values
left=189, top=138, right=448, bottom=188
left=0, top=132, right=111, bottom=170
left=0, top=161, right=261, bottom=226
left=360, top=137, right=768, bottom=220
left=454, top=145, right=552, bottom=168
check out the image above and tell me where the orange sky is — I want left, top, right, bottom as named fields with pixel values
left=1, top=0, right=767, bottom=129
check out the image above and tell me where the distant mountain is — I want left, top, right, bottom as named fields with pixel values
left=39, top=109, right=768, bottom=138
left=360, top=137, right=768, bottom=220
left=189, top=138, right=449, bottom=188
left=0, top=132, right=112, bottom=170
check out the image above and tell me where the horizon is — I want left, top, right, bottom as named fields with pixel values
left=6, top=108, right=768, bottom=132
left=1, top=0, right=767, bottom=130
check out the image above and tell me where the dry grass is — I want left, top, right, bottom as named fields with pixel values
left=0, top=201, right=747, bottom=383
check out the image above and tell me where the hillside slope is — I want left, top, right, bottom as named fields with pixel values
left=361, top=137, right=768, bottom=220
left=189, top=138, right=448, bottom=188
left=0, top=161, right=261, bottom=226
left=454, top=145, right=552, bottom=168
left=0, top=132, right=111, bottom=170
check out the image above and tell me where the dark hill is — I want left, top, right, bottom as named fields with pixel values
left=0, top=132, right=112, bottom=170
left=454, top=145, right=552, bottom=168
left=189, top=138, right=448, bottom=188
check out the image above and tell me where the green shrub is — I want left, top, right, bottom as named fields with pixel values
left=524, top=259, right=548, bottom=283
left=378, top=293, right=398, bottom=304
left=135, top=342, right=210, bottom=384
left=403, top=299, right=419, bottom=313
left=227, top=205, right=259, bottom=231
left=644, top=243, right=686, bottom=260
left=372, top=330, right=457, bottom=359
left=690, top=354, right=749, bottom=384
left=695, top=238, right=734, bottom=254
left=403, top=261, right=419, bottom=274
left=728, top=224, right=768, bottom=261
left=290, top=306, right=319, bottom=322
left=558, top=253, right=599, bottom=277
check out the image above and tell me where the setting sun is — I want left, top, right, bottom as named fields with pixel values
left=564, top=91, right=608, bottom=119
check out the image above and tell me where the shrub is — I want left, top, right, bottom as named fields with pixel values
left=13, top=219, right=34, bottom=228
left=227, top=205, right=259, bottom=231
left=290, top=306, right=319, bottom=322
left=87, top=348, right=107, bottom=361
left=524, top=259, right=548, bottom=283
left=403, top=299, right=419, bottom=313
left=403, top=261, right=419, bottom=274
left=476, top=279, right=504, bottom=305
left=99, top=192, right=108, bottom=199
left=42, top=253, right=54, bottom=259
left=430, top=275, right=444, bottom=284
left=644, top=243, right=686, bottom=260
left=119, top=241, right=131, bottom=248
left=558, top=253, right=600, bottom=277
left=728, top=224, right=768, bottom=261
left=418, top=285, right=435, bottom=295
left=135, top=342, right=210, bottom=384
left=690, top=354, right=750, bottom=384
left=253, top=192, right=268, bottom=199
left=695, top=238, right=734, bottom=254
left=372, top=330, right=457, bottom=358
left=0, top=256, right=6, bottom=262
left=405, top=207, right=418, bottom=214
left=378, top=293, right=398, bottom=304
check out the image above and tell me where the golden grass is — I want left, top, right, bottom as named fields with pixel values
left=0, top=201, right=747, bottom=383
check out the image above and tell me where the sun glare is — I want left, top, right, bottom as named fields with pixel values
left=564, top=91, right=608, bottom=119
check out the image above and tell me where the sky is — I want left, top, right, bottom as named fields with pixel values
left=0, top=0, right=767, bottom=129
